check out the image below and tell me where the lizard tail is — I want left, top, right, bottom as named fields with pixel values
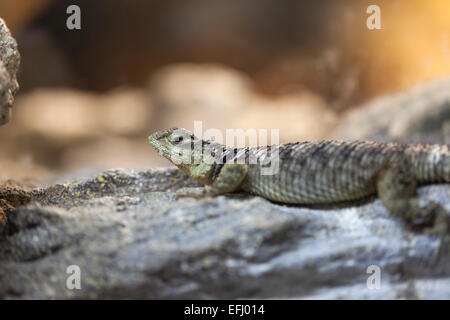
left=408, top=144, right=450, bottom=184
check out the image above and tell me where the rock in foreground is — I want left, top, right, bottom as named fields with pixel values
left=0, top=168, right=449, bottom=299
left=331, top=77, right=450, bottom=144
left=0, top=17, right=20, bottom=125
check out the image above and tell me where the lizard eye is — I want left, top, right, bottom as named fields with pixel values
left=172, top=135, right=184, bottom=144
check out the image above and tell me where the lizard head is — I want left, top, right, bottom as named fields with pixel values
left=148, top=127, right=217, bottom=184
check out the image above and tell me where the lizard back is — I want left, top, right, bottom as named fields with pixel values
left=233, top=141, right=449, bottom=204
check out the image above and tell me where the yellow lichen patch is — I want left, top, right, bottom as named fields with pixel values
left=97, top=175, right=105, bottom=183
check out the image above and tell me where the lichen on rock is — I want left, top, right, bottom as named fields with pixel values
left=0, top=17, right=20, bottom=125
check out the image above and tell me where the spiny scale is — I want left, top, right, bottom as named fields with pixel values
left=237, top=141, right=450, bottom=204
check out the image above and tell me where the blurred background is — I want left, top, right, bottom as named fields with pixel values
left=0, top=0, right=450, bottom=184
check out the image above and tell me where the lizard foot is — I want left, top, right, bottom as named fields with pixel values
left=423, top=202, right=450, bottom=265
left=377, top=164, right=450, bottom=266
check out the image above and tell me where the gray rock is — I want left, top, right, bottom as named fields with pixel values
left=0, top=18, right=20, bottom=125
left=0, top=168, right=449, bottom=299
left=331, top=78, right=450, bottom=144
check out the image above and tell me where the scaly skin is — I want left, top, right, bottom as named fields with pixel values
left=149, top=128, right=450, bottom=252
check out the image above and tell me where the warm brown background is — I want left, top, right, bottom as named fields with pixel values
left=0, top=0, right=449, bottom=183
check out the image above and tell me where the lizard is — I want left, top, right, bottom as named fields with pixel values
left=149, top=127, right=450, bottom=247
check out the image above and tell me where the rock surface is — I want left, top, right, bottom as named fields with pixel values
left=0, top=168, right=449, bottom=299
left=331, top=77, right=450, bottom=144
left=0, top=18, right=20, bottom=125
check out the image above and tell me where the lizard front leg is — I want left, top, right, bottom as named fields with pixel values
left=176, top=163, right=248, bottom=199
left=205, top=163, right=248, bottom=196
left=377, top=163, right=450, bottom=262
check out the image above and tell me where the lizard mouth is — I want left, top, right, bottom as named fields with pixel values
left=148, top=129, right=178, bottom=159
left=149, top=127, right=197, bottom=163
left=149, top=129, right=173, bottom=153
left=148, top=135, right=168, bottom=156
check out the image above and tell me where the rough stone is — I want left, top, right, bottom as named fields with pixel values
left=331, top=78, right=450, bottom=144
left=0, top=168, right=448, bottom=299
